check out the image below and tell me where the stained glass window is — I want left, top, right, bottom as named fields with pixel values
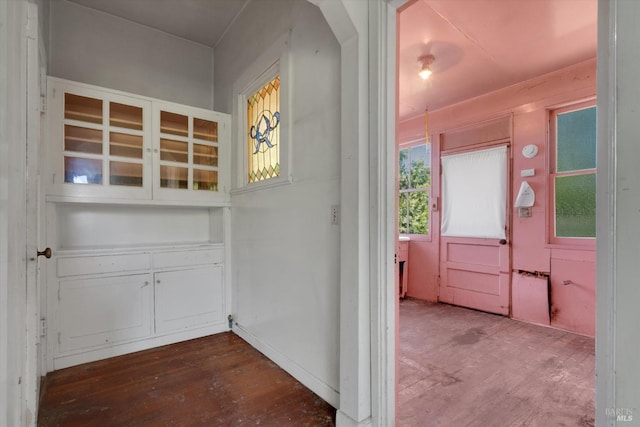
left=247, top=76, right=280, bottom=183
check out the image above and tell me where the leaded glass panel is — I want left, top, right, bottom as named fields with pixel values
left=247, top=76, right=280, bottom=183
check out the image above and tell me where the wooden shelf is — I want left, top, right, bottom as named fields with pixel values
left=65, top=110, right=143, bottom=129
left=65, top=135, right=102, bottom=145
left=110, top=116, right=143, bottom=129
left=65, top=110, right=103, bottom=123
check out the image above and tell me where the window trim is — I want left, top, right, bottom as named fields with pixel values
left=548, top=99, right=597, bottom=247
left=398, top=138, right=431, bottom=239
left=231, top=32, right=292, bottom=194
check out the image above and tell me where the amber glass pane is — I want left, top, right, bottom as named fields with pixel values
left=110, top=132, right=142, bottom=159
left=64, top=157, right=102, bottom=184
left=247, top=76, right=280, bottom=183
left=65, top=93, right=102, bottom=124
left=110, top=102, right=143, bottom=130
left=193, top=118, right=218, bottom=142
left=160, top=139, right=188, bottom=163
left=193, top=144, right=218, bottom=167
left=160, top=165, right=187, bottom=189
left=160, top=111, right=188, bottom=137
left=65, top=125, right=102, bottom=154
left=193, top=169, right=218, bottom=191
left=110, top=161, right=143, bottom=187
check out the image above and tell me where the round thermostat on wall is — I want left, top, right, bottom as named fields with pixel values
left=522, top=144, right=538, bottom=159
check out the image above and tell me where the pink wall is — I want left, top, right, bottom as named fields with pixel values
left=398, top=58, right=596, bottom=336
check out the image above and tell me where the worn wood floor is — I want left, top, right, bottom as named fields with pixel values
left=39, top=300, right=595, bottom=426
left=399, top=298, right=595, bottom=427
left=38, top=332, right=336, bottom=426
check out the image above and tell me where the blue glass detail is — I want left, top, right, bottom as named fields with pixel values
left=250, top=111, right=280, bottom=154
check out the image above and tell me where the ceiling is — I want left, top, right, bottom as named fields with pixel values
left=67, top=0, right=250, bottom=47
left=66, top=0, right=598, bottom=122
left=398, top=0, right=597, bottom=121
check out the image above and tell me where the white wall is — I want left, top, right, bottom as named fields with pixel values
left=48, top=0, right=214, bottom=109
left=214, top=0, right=341, bottom=407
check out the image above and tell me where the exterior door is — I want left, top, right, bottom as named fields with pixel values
left=439, top=144, right=511, bottom=315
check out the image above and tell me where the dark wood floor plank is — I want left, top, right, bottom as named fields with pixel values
left=399, top=299, right=595, bottom=427
left=38, top=332, right=335, bottom=426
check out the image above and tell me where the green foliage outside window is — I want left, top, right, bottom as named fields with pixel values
left=399, top=144, right=430, bottom=234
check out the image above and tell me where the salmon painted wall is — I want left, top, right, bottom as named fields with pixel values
left=398, top=58, right=596, bottom=336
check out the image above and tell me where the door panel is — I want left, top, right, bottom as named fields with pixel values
left=439, top=145, right=510, bottom=315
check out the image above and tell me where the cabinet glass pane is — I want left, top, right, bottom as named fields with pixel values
left=160, top=111, right=188, bottom=137
left=110, top=102, right=143, bottom=130
left=110, top=132, right=143, bottom=159
left=193, top=169, right=218, bottom=191
left=160, top=139, right=188, bottom=163
left=555, top=173, right=596, bottom=238
left=65, top=93, right=102, bottom=124
left=110, top=161, right=143, bottom=187
left=64, top=157, right=102, bottom=184
left=65, top=125, right=102, bottom=154
left=193, top=118, right=218, bottom=142
left=193, top=144, right=218, bottom=167
left=160, top=165, right=187, bottom=189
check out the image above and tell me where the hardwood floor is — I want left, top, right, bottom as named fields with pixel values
left=38, top=332, right=336, bottom=426
left=399, top=298, right=595, bottom=427
left=39, top=300, right=595, bottom=426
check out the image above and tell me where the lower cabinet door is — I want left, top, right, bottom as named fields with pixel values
left=58, top=273, right=153, bottom=353
left=154, top=266, right=224, bottom=334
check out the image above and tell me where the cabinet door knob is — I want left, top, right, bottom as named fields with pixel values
left=37, top=247, right=52, bottom=259
left=156, top=280, right=160, bottom=284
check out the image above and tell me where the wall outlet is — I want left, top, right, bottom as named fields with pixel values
left=331, top=205, right=340, bottom=225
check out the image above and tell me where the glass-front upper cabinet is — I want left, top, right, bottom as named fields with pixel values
left=48, top=78, right=152, bottom=200
left=47, top=78, right=230, bottom=205
left=153, top=103, right=229, bottom=203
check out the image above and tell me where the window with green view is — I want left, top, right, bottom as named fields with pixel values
left=553, top=103, right=596, bottom=238
left=399, top=143, right=431, bottom=234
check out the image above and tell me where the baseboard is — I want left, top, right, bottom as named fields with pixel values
left=52, top=323, right=229, bottom=370
left=232, top=324, right=340, bottom=408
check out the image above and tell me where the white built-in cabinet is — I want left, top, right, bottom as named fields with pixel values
left=44, top=78, right=231, bottom=371
left=51, top=245, right=226, bottom=370
left=46, top=77, right=230, bottom=205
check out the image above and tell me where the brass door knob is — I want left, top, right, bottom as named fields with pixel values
left=37, top=247, right=52, bottom=259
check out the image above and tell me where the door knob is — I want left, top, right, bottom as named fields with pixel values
left=499, top=239, right=507, bottom=245
left=37, top=247, right=52, bottom=259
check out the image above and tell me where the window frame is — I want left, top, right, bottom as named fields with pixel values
left=548, top=99, right=597, bottom=247
left=231, top=33, right=292, bottom=194
left=398, top=138, right=431, bottom=239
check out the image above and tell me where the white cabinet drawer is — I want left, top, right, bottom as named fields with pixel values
left=57, top=253, right=152, bottom=277
left=153, top=247, right=223, bottom=269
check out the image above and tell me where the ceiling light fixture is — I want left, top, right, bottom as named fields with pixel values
left=418, top=54, right=435, bottom=80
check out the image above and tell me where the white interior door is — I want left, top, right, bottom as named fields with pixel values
left=439, top=145, right=511, bottom=315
